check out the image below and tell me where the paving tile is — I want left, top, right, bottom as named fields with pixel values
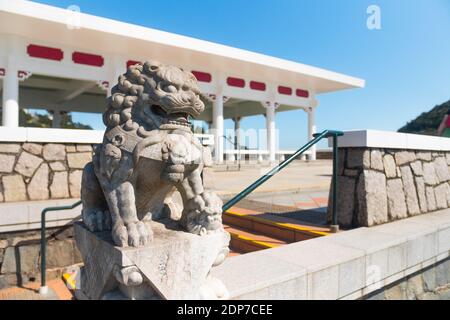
left=311, top=197, right=329, bottom=206
left=295, top=201, right=318, bottom=209
left=0, top=279, right=72, bottom=300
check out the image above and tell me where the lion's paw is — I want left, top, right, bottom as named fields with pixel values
left=202, top=191, right=223, bottom=215
left=183, top=191, right=223, bottom=236
left=126, top=221, right=153, bottom=247
left=112, top=221, right=128, bottom=247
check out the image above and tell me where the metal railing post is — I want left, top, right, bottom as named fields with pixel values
left=39, top=200, right=82, bottom=295
left=330, top=133, right=340, bottom=233
left=237, top=139, right=241, bottom=171
left=39, top=208, right=48, bottom=295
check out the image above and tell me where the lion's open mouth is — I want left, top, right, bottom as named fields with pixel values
left=151, top=105, right=191, bottom=127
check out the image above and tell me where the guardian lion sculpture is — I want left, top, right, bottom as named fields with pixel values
left=81, top=61, right=223, bottom=247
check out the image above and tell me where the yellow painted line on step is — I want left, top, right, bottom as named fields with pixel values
left=225, top=208, right=330, bottom=237
left=62, top=273, right=76, bottom=290
left=229, top=232, right=278, bottom=249
left=277, top=223, right=330, bottom=237
left=227, top=206, right=260, bottom=215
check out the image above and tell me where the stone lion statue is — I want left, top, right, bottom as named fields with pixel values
left=81, top=61, right=223, bottom=247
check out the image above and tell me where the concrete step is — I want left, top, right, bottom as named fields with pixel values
left=224, top=223, right=288, bottom=253
left=223, top=207, right=331, bottom=243
left=228, top=249, right=243, bottom=257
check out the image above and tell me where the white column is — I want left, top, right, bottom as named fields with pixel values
left=234, top=117, right=241, bottom=161
left=205, top=121, right=212, bottom=133
left=233, top=117, right=241, bottom=148
left=307, top=105, right=317, bottom=161
left=52, top=111, right=62, bottom=128
left=265, top=102, right=276, bottom=163
left=257, top=153, right=263, bottom=164
left=109, top=55, right=126, bottom=96
left=212, top=94, right=224, bottom=163
left=2, top=66, right=19, bottom=127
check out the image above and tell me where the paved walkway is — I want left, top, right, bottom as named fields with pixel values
left=223, top=188, right=330, bottom=226
left=0, top=278, right=73, bottom=300
left=214, top=160, right=331, bottom=226
left=211, top=160, right=332, bottom=196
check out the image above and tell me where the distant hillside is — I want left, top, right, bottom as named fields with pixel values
left=398, top=100, right=450, bottom=136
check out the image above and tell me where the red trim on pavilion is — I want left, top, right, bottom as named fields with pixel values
left=296, top=89, right=309, bottom=98
left=191, top=70, right=212, bottom=83
left=72, top=51, right=104, bottom=67
left=17, top=70, right=30, bottom=79
left=27, top=44, right=63, bottom=61
left=250, top=81, right=266, bottom=91
left=278, top=86, right=292, bottom=95
left=227, top=77, right=245, bottom=88
left=126, top=60, right=141, bottom=68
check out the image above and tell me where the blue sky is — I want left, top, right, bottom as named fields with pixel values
left=34, top=0, right=450, bottom=149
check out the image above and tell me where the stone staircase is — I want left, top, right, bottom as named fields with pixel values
left=223, top=206, right=331, bottom=254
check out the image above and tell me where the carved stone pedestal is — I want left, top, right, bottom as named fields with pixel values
left=74, top=220, right=230, bottom=300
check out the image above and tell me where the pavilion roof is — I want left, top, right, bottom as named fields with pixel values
left=0, top=0, right=365, bottom=94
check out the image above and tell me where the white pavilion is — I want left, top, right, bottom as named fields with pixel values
left=0, top=0, right=364, bottom=163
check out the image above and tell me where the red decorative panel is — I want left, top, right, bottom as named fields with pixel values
left=250, top=81, right=266, bottom=91
left=72, top=51, right=104, bottom=67
left=27, top=44, right=63, bottom=61
left=191, top=70, right=212, bottom=83
left=227, top=77, right=245, bottom=88
left=296, top=89, right=309, bottom=98
left=278, top=86, right=292, bottom=95
left=126, top=60, right=141, bottom=68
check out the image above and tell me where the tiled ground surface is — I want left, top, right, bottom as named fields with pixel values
left=223, top=189, right=329, bottom=226
left=212, top=160, right=332, bottom=196
left=0, top=278, right=73, bottom=300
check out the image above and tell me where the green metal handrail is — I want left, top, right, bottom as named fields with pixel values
left=40, top=199, right=82, bottom=294
left=222, top=129, right=343, bottom=231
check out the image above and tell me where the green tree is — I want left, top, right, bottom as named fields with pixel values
left=0, top=109, right=92, bottom=129
left=398, top=100, right=450, bottom=136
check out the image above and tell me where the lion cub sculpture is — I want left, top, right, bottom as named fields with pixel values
left=81, top=61, right=223, bottom=247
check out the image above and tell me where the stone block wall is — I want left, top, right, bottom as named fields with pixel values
left=0, top=142, right=95, bottom=202
left=328, top=148, right=450, bottom=228
left=0, top=226, right=82, bottom=289
left=366, top=257, right=450, bottom=300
